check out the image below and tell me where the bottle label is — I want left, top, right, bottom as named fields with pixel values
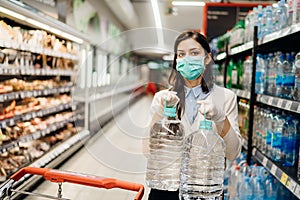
left=266, top=131, right=272, bottom=145
left=282, top=74, right=295, bottom=86
left=255, top=71, right=264, bottom=84
left=276, top=75, right=282, bottom=86
left=271, top=132, right=282, bottom=148
left=232, top=70, right=238, bottom=85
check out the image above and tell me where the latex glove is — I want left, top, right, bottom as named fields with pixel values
left=160, top=90, right=180, bottom=107
left=197, top=99, right=225, bottom=122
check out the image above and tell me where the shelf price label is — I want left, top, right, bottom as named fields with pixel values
left=262, top=157, right=268, bottom=167
left=297, top=105, right=300, bottom=113
left=280, top=173, right=288, bottom=185
left=285, top=100, right=292, bottom=110
left=270, top=164, right=277, bottom=176
left=295, top=185, right=300, bottom=198
left=268, top=97, right=273, bottom=105
left=286, top=179, right=297, bottom=192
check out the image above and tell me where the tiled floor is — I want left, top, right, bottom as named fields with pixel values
left=26, top=95, right=153, bottom=200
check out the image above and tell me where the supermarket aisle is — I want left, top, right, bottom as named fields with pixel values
left=27, top=95, right=154, bottom=200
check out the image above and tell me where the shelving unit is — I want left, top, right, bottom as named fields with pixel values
left=0, top=0, right=90, bottom=185
left=216, top=21, right=300, bottom=197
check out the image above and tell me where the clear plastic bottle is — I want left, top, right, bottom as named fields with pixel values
left=180, top=115, right=225, bottom=199
left=281, top=53, right=295, bottom=99
left=243, top=56, right=253, bottom=92
left=264, top=176, right=278, bottom=200
left=252, top=176, right=265, bottom=200
left=255, top=54, right=265, bottom=94
left=262, top=6, right=273, bottom=37
left=282, top=117, right=298, bottom=167
left=238, top=176, right=253, bottom=200
left=271, top=111, right=285, bottom=163
left=293, top=52, right=300, bottom=100
left=275, top=52, right=284, bottom=97
left=146, top=100, right=185, bottom=191
left=274, top=0, right=288, bottom=31
left=266, top=53, right=277, bottom=95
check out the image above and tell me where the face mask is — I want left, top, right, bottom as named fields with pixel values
left=176, top=56, right=205, bottom=80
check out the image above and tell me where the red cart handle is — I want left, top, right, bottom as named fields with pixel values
left=10, top=167, right=144, bottom=200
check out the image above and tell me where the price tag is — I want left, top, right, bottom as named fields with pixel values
left=9, top=119, right=14, bottom=126
left=270, top=164, right=277, bottom=175
left=280, top=173, right=288, bottom=185
left=285, top=100, right=292, bottom=110
left=286, top=179, right=297, bottom=192
left=262, top=157, right=268, bottom=167
left=297, top=105, right=300, bottom=113
left=2, top=121, right=6, bottom=127
left=268, top=97, right=273, bottom=105
left=0, top=69, right=3, bottom=74
left=295, top=185, right=300, bottom=198
left=0, top=95, right=4, bottom=102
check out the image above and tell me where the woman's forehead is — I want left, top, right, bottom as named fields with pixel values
left=177, top=38, right=203, bottom=51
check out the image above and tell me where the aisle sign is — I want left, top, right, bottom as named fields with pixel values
left=202, top=3, right=270, bottom=41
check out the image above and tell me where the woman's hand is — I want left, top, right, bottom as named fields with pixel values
left=197, top=99, right=225, bottom=122
left=160, top=90, right=179, bottom=107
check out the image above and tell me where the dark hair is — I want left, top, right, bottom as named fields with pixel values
left=169, top=31, right=214, bottom=119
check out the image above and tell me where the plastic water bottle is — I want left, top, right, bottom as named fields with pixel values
left=293, top=52, right=300, bottom=100
left=264, top=176, right=278, bottom=200
left=255, top=54, right=265, bottom=94
left=288, top=0, right=294, bottom=25
left=275, top=53, right=284, bottom=97
left=281, top=53, right=295, bottom=99
left=243, top=56, right=253, bottom=91
left=255, top=6, right=263, bottom=39
left=252, top=176, right=265, bottom=200
left=271, top=112, right=285, bottom=163
left=146, top=100, right=185, bottom=191
left=266, top=53, right=277, bottom=95
left=274, top=0, right=288, bottom=31
left=180, top=114, right=225, bottom=199
left=282, top=117, right=298, bottom=167
left=262, top=6, right=273, bottom=37
left=238, top=176, right=253, bottom=200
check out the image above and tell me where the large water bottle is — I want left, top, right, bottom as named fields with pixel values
left=146, top=99, right=185, bottom=191
left=271, top=112, right=285, bottom=163
left=275, top=53, right=284, bottom=97
left=238, top=176, right=253, bottom=200
left=281, top=53, right=295, bottom=99
left=243, top=56, right=253, bottom=91
left=274, top=0, right=288, bottom=31
left=255, top=54, right=265, bottom=94
left=282, top=117, right=298, bottom=167
left=180, top=114, right=225, bottom=199
left=264, top=176, right=278, bottom=200
left=293, top=52, right=300, bottom=100
left=255, top=6, right=263, bottom=39
left=252, top=176, right=265, bottom=200
left=262, top=6, right=273, bottom=37
left=266, top=53, right=277, bottom=95
left=287, top=0, right=294, bottom=25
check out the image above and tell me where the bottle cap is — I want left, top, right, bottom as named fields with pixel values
left=163, top=106, right=177, bottom=117
left=163, top=99, right=177, bottom=117
left=199, top=120, right=213, bottom=130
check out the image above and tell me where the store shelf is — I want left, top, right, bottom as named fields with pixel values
left=259, top=22, right=300, bottom=46
left=0, top=102, right=73, bottom=128
left=252, top=147, right=300, bottom=198
left=0, top=114, right=80, bottom=154
left=257, top=94, right=300, bottom=114
left=230, top=42, right=253, bottom=56
left=0, top=40, right=78, bottom=60
left=0, top=86, right=74, bottom=102
left=231, top=88, right=250, bottom=99
left=0, top=65, right=75, bottom=76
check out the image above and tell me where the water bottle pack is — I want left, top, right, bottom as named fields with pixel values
left=225, top=152, right=298, bottom=200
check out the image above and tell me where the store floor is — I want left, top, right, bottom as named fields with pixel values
left=26, top=95, right=153, bottom=200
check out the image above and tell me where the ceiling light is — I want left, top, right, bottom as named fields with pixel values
left=151, top=0, right=164, bottom=45
left=0, top=6, right=84, bottom=44
left=172, top=1, right=206, bottom=6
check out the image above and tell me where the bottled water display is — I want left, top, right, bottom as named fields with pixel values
left=281, top=53, right=295, bottom=99
left=146, top=100, right=184, bottom=191
left=293, top=51, right=300, bottom=100
left=180, top=115, right=225, bottom=199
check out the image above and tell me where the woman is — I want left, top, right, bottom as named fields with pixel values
left=146, top=31, right=242, bottom=199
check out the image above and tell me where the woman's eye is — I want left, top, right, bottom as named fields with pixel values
left=178, top=53, right=185, bottom=57
left=191, top=51, right=200, bottom=56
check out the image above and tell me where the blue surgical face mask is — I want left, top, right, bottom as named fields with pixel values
left=176, top=56, right=205, bottom=80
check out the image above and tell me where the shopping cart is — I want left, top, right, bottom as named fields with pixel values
left=0, top=167, right=144, bottom=200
